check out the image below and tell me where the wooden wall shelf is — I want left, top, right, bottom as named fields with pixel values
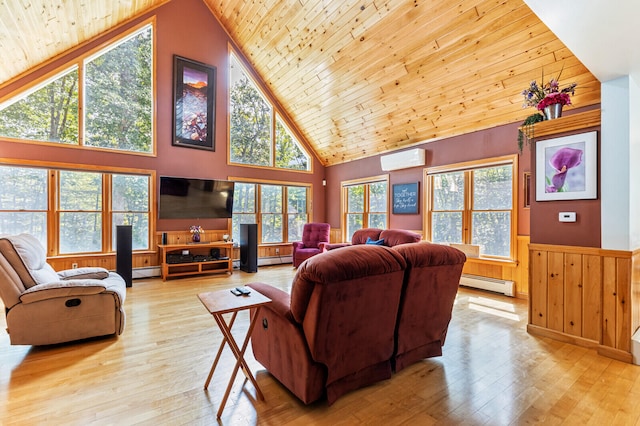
left=519, top=109, right=601, bottom=139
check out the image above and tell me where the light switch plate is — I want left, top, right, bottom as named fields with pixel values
left=559, top=212, right=576, bottom=222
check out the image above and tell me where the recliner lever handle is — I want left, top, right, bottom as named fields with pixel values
left=65, top=298, right=82, bottom=307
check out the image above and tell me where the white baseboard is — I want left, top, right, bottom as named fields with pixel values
left=132, top=266, right=161, bottom=279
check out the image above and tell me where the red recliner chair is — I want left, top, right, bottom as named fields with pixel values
left=391, top=242, right=466, bottom=371
left=247, top=244, right=407, bottom=404
left=291, top=222, right=330, bottom=267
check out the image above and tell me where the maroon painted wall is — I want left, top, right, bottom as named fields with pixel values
left=529, top=127, right=601, bottom=247
left=0, top=0, right=325, bottom=233
left=325, top=121, right=532, bottom=235
left=0, top=0, right=601, bottom=248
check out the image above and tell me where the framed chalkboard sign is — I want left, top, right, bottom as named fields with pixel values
left=392, top=182, right=419, bottom=214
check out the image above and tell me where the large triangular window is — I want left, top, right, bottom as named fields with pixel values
left=276, top=115, right=310, bottom=171
left=0, top=67, right=79, bottom=144
left=0, top=22, right=153, bottom=154
left=229, top=51, right=311, bottom=171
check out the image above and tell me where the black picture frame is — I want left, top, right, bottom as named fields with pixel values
left=392, top=182, right=419, bottom=214
left=172, top=55, right=216, bottom=151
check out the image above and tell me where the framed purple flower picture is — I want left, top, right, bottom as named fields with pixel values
left=535, top=131, right=597, bottom=201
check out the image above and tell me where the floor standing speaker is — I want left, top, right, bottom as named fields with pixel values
left=116, top=225, right=133, bottom=287
left=240, top=223, right=258, bottom=273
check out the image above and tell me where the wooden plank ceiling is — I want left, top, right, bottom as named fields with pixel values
left=0, top=0, right=600, bottom=166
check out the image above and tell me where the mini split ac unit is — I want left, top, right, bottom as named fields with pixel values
left=380, top=148, right=425, bottom=171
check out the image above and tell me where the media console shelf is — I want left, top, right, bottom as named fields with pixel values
left=158, top=241, right=233, bottom=281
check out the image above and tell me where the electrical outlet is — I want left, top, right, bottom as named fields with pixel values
left=275, top=248, right=280, bottom=254
left=72, top=263, right=78, bottom=269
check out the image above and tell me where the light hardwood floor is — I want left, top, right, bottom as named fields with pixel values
left=1, top=265, right=640, bottom=425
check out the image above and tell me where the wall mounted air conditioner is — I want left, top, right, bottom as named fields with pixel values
left=380, top=148, right=425, bottom=171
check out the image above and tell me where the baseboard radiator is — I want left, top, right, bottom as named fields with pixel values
left=459, top=274, right=515, bottom=297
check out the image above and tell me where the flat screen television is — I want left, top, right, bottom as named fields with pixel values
left=159, top=176, right=234, bottom=219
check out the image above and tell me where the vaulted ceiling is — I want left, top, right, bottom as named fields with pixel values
left=0, top=0, right=601, bottom=166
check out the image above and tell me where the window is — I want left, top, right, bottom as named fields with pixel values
left=58, top=171, right=103, bottom=254
left=0, top=22, right=153, bottom=154
left=111, top=174, right=150, bottom=250
left=261, top=185, right=283, bottom=243
left=84, top=26, right=153, bottom=152
left=275, top=116, right=310, bottom=170
left=287, top=186, right=308, bottom=242
left=0, top=68, right=79, bottom=144
left=342, top=177, right=389, bottom=241
left=229, top=51, right=311, bottom=171
left=0, top=163, right=152, bottom=255
left=231, top=182, right=257, bottom=242
left=229, top=53, right=272, bottom=166
left=427, top=156, right=516, bottom=259
left=0, top=166, right=48, bottom=245
left=231, top=181, right=310, bottom=244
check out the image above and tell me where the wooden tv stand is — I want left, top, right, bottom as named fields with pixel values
left=158, top=241, right=233, bottom=281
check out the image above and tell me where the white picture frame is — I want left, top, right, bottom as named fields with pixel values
left=535, top=131, right=597, bottom=201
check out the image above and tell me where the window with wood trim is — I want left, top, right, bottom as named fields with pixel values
left=0, top=166, right=48, bottom=244
left=341, top=176, right=389, bottom=242
left=0, top=163, right=152, bottom=255
left=231, top=181, right=310, bottom=244
left=228, top=50, right=311, bottom=171
left=0, top=22, right=153, bottom=153
left=426, top=156, right=517, bottom=259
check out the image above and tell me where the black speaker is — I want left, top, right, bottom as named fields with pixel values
left=161, top=232, right=167, bottom=245
left=240, top=224, right=258, bottom=273
left=116, top=225, right=133, bottom=288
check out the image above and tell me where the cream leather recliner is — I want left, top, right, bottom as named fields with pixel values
left=0, top=233, right=126, bottom=345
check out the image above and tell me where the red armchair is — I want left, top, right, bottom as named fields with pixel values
left=291, top=222, right=330, bottom=267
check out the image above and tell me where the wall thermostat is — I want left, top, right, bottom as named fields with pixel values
left=559, top=212, right=576, bottom=222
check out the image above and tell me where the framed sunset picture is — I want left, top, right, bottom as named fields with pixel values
left=172, top=55, right=216, bottom=151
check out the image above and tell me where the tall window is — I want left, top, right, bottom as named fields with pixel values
left=229, top=53, right=272, bottom=166
left=427, top=156, right=516, bottom=259
left=0, top=164, right=152, bottom=254
left=261, top=185, right=283, bottom=243
left=112, top=174, right=150, bottom=250
left=287, top=186, right=308, bottom=241
left=84, top=26, right=153, bottom=152
left=58, top=171, right=103, bottom=254
left=0, top=166, right=48, bottom=244
left=229, top=51, right=311, bottom=171
left=342, top=177, right=389, bottom=241
left=231, top=181, right=310, bottom=244
left=0, top=22, right=153, bottom=153
left=231, top=182, right=257, bottom=242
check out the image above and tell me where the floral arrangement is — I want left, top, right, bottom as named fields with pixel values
left=517, top=69, right=577, bottom=152
left=190, top=225, right=203, bottom=234
left=521, top=71, right=577, bottom=111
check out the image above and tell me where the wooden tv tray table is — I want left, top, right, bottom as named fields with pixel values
left=197, top=288, right=271, bottom=419
left=158, top=241, right=233, bottom=281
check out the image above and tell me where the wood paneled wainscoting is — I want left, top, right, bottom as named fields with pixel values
left=528, top=243, right=640, bottom=363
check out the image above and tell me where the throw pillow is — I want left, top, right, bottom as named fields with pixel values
left=57, top=267, right=110, bottom=280
left=365, top=237, right=385, bottom=245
